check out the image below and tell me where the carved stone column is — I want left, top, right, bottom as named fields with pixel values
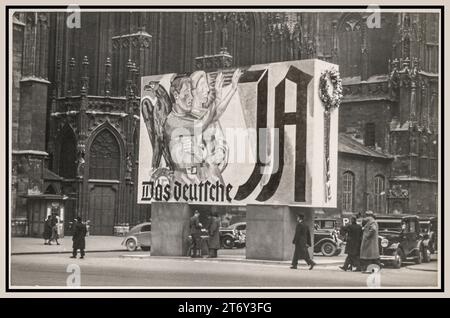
left=67, top=57, right=76, bottom=97
left=77, top=56, right=90, bottom=219
left=13, top=12, right=51, bottom=221
left=360, top=15, right=369, bottom=81
left=104, top=57, right=112, bottom=97
left=123, top=59, right=138, bottom=225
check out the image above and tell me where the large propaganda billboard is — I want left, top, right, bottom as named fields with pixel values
left=138, top=59, right=339, bottom=207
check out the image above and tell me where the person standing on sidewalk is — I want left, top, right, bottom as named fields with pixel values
left=43, top=215, right=52, bottom=245
left=71, top=217, right=87, bottom=259
left=291, top=214, right=316, bottom=270
left=207, top=212, right=220, bottom=258
left=189, top=210, right=203, bottom=258
left=360, top=211, right=380, bottom=272
left=50, top=213, right=60, bottom=245
left=339, top=216, right=362, bottom=271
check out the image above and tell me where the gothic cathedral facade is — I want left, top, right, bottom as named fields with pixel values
left=11, top=11, right=439, bottom=236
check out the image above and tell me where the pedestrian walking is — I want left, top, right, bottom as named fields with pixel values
left=70, top=216, right=87, bottom=259
left=43, top=215, right=52, bottom=245
left=291, top=214, right=316, bottom=270
left=189, top=210, right=203, bottom=258
left=207, top=212, right=220, bottom=258
left=50, top=213, right=60, bottom=245
left=339, top=216, right=362, bottom=271
left=360, top=211, right=380, bottom=272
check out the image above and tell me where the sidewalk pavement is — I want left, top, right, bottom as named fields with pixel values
left=11, top=236, right=126, bottom=255
left=11, top=236, right=437, bottom=271
left=120, top=249, right=347, bottom=266
left=121, top=254, right=346, bottom=267
left=121, top=253, right=439, bottom=271
left=11, top=236, right=344, bottom=266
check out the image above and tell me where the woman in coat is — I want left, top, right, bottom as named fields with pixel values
left=207, top=212, right=221, bottom=258
left=360, top=211, right=380, bottom=272
left=43, top=215, right=52, bottom=245
left=50, top=214, right=60, bottom=245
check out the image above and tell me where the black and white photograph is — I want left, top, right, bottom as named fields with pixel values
left=3, top=2, right=445, bottom=293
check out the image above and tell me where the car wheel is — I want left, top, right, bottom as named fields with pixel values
left=141, top=246, right=150, bottom=252
left=415, top=246, right=423, bottom=264
left=393, top=249, right=403, bottom=269
left=333, top=248, right=342, bottom=256
left=431, top=242, right=437, bottom=254
left=222, top=237, right=234, bottom=249
left=126, top=239, right=137, bottom=252
left=320, top=242, right=337, bottom=257
left=422, top=247, right=431, bottom=263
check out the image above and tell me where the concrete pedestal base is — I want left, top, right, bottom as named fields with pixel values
left=246, top=205, right=314, bottom=261
left=151, top=202, right=191, bottom=256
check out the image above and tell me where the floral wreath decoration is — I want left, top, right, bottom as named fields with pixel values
left=319, top=69, right=343, bottom=111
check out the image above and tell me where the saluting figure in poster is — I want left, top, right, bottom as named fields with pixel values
left=190, top=71, right=229, bottom=177
left=141, top=69, right=242, bottom=186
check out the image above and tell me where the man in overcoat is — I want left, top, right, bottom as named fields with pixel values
left=339, top=216, right=362, bottom=271
left=207, top=212, right=221, bottom=258
left=291, top=214, right=316, bottom=270
left=360, top=211, right=380, bottom=272
left=190, top=210, right=203, bottom=258
left=70, top=216, right=87, bottom=259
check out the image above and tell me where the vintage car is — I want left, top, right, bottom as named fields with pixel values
left=377, top=215, right=431, bottom=268
left=219, top=222, right=246, bottom=249
left=121, top=222, right=151, bottom=252
left=419, top=216, right=437, bottom=254
left=314, top=218, right=343, bottom=257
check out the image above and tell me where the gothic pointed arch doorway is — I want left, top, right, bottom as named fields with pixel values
left=87, top=128, right=122, bottom=235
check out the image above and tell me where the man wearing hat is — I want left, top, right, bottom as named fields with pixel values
left=360, top=211, right=380, bottom=272
left=339, top=216, right=362, bottom=271
left=71, top=216, right=87, bottom=259
left=291, top=214, right=316, bottom=270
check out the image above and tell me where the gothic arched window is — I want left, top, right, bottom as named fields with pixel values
left=132, top=128, right=139, bottom=177
left=342, top=171, right=355, bottom=212
left=402, top=36, right=410, bottom=58
left=338, top=14, right=362, bottom=77
left=59, top=127, right=77, bottom=179
left=89, top=129, right=121, bottom=180
left=194, top=12, right=256, bottom=67
left=374, top=175, right=386, bottom=214
left=367, top=14, right=395, bottom=76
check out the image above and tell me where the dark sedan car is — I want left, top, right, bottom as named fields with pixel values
left=314, top=218, right=343, bottom=257
left=377, top=215, right=430, bottom=268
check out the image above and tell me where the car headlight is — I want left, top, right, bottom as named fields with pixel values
left=381, top=238, right=389, bottom=248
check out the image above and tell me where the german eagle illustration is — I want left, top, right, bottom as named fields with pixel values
left=140, top=81, right=174, bottom=172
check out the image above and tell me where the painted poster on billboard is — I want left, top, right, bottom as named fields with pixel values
left=138, top=59, right=339, bottom=207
